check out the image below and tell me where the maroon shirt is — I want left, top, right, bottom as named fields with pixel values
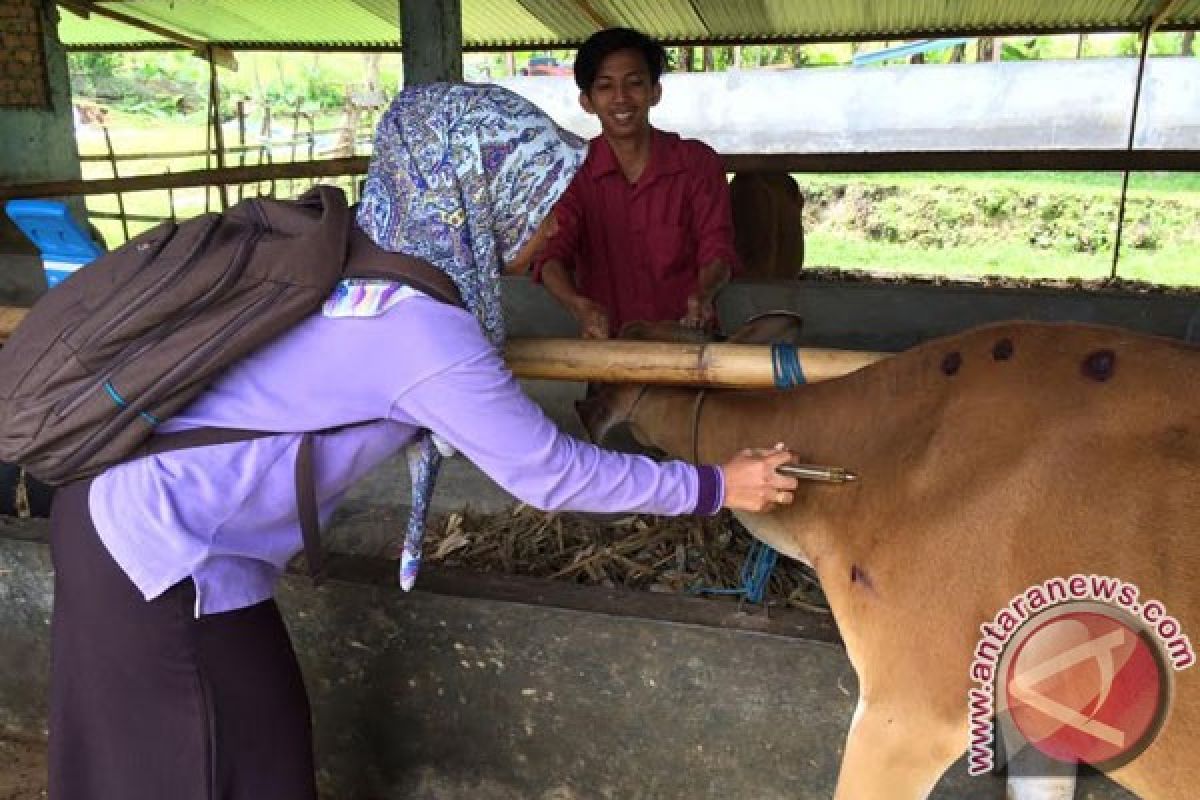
left=534, top=130, right=738, bottom=335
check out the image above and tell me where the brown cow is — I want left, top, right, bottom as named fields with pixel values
left=729, top=172, right=805, bottom=279
left=580, top=320, right=1199, bottom=800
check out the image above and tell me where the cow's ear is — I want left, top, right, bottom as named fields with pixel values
left=576, top=384, right=644, bottom=447
left=727, top=311, right=805, bottom=346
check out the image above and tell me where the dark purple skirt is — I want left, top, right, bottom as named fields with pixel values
left=48, top=479, right=317, bottom=800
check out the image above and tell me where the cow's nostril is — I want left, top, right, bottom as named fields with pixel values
left=941, top=352, right=962, bottom=376
left=1082, top=349, right=1116, bottom=381
left=992, top=338, right=1014, bottom=361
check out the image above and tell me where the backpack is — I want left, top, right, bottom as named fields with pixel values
left=0, top=186, right=462, bottom=578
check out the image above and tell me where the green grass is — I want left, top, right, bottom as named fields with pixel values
left=800, top=171, right=1200, bottom=195
left=77, top=117, right=1199, bottom=286
left=806, top=232, right=1199, bottom=286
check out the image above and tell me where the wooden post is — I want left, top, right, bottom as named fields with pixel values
left=400, top=0, right=463, bottom=86
left=99, top=124, right=129, bottom=243
left=165, top=166, right=177, bottom=222
left=207, top=47, right=229, bottom=211
left=236, top=99, right=247, bottom=202
left=289, top=102, right=302, bottom=198
left=261, top=104, right=275, bottom=197
left=307, top=112, right=317, bottom=188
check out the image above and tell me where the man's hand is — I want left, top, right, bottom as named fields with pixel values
left=681, top=259, right=731, bottom=330
left=720, top=443, right=799, bottom=513
left=681, top=292, right=716, bottom=329
left=572, top=298, right=611, bottom=339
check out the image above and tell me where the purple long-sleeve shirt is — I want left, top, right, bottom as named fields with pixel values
left=89, top=290, right=723, bottom=616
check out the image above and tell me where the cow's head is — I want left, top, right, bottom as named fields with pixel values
left=576, top=312, right=804, bottom=449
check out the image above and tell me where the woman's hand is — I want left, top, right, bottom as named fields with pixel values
left=720, top=443, right=799, bottom=513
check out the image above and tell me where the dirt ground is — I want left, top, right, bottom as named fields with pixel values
left=0, top=737, right=46, bottom=800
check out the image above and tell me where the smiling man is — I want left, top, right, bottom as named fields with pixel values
left=534, top=28, right=738, bottom=338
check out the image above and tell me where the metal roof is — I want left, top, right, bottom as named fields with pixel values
left=58, top=0, right=1200, bottom=51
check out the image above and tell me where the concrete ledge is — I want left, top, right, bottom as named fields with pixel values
left=0, top=523, right=1138, bottom=799
left=502, top=276, right=1200, bottom=351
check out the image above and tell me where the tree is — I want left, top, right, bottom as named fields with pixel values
left=949, top=42, right=967, bottom=63
left=977, top=37, right=996, bottom=62
left=1183, top=31, right=1195, bottom=56
left=678, top=46, right=693, bottom=72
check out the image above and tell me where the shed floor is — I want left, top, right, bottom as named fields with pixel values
left=0, top=736, right=45, bottom=800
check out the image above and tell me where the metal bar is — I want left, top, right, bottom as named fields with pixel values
left=1110, top=2, right=1182, bottom=279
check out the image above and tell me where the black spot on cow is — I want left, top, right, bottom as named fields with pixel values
left=1082, top=349, right=1116, bottom=382
left=851, top=564, right=875, bottom=591
left=992, top=338, right=1014, bottom=361
left=941, top=352, right=962, bottom=376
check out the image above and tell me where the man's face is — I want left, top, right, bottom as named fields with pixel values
left=579, top=48, right=660, bottom=140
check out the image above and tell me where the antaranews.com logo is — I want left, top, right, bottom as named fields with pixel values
left=967, top=574, right=1195, bottom=776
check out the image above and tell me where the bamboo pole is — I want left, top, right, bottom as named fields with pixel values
left=503, top=339, right=888, bottom=386
left=0, top=307, right=28, bottom=340
left=0, top=306, right=886, bottom=386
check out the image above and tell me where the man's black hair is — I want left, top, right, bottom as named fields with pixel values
left=574, top=28, right=669, bottom=93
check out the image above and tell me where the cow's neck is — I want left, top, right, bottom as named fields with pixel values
left=628, top=379, right=895, bottom=571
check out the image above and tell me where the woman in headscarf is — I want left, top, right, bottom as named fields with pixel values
left=46, top=84, right=798, bottom=799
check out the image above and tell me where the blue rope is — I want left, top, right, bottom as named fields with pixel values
left=771, top=343, right=806, bottom=388
left=692, top=341, right=803, bottom=605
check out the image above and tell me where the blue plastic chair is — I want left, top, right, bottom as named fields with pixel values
left=4, top=199, right=103, bottom=288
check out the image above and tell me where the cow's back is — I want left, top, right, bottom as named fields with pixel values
left=809, top=321, right=1199, bottom=798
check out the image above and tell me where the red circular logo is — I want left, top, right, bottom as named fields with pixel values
left=1004, top=609, right=1168, bottom=768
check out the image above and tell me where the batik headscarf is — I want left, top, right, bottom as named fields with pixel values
left=351, top=83, right=585, bottom=590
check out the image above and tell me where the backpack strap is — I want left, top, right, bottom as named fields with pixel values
left=344, top=227, right=465, bottom=309
left=138, top=428, right=328, bottom=583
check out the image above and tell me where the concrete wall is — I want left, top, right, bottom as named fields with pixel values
left=496, top=58, right=1200, bottom=153
left=0, top=525, right=1139, bottom=799
left=0, top=2, right=80, bottom=306
left=501, top=275, right=1200, bottom=350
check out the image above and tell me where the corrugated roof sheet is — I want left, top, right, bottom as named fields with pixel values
left=58, top=0, right=1200, bottom=50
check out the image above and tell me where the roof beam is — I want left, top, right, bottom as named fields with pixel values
left=571, top=0, right=609, bottom=31
left=1148, top=0, right=1185, bottom=34
left=56, top=0, right=238, bottom=69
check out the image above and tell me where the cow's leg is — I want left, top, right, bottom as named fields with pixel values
left=998, top=705, right=1078, bottom=800
left=1004, top=746, right=1077, bottom=800
left=832, top=699, right=962, bottom=800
